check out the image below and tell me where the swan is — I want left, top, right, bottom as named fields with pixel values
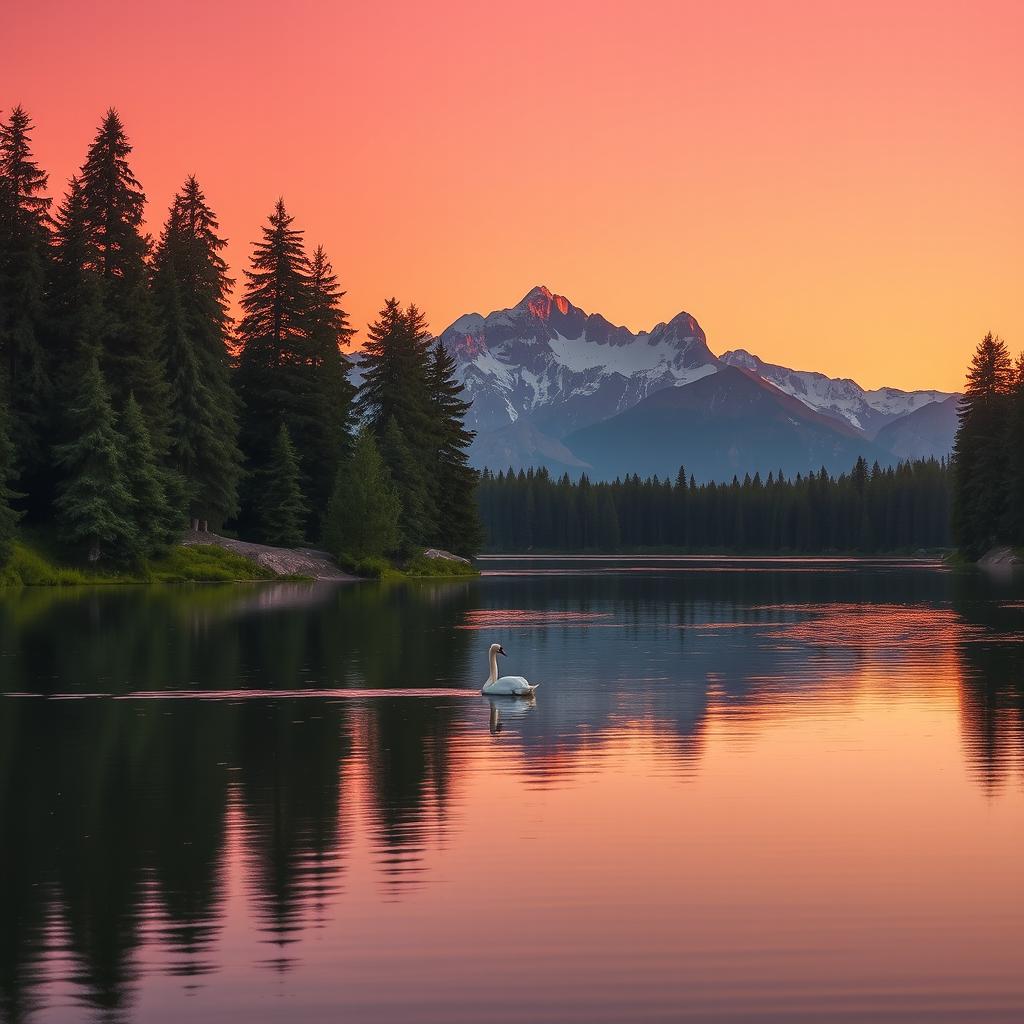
left=481, top=644, right=538, bottom=696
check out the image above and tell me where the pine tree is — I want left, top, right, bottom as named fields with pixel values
left=151, top=176, right=242, bottom=526
left=235, top=199, right=313, bottom=521
left=120, top=394, right=180, bottom=559
left=1003, top=352, right=1024, bottom=546
left=427, top=339, right=483, bottom=556
left=0, top=399, right=24, bottom=564
left=323, top=428, right=401, bottom=561
left=258, top=423, right=308, bottom=547
left=952, top=332, right=1014, bottom=557
left=357, top=298, right=425, bottom=433
left=53, top=355, right=135, bottom=563
left=302, top=244, right=356, bottom=519
left=76, top=109, right=172, bottom=448
left=0, top=106, right=52, bottom=494
left=356, top=299, right=439, bottom=541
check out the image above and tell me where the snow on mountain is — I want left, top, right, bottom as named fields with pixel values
left=349, top=285, right=958, bottom=476
left=719, top=349, right=954, bottom=436
left=439, top=286, right=720, bottom=441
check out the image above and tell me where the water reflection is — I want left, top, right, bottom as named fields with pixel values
left=0, top=561, right=1022, bottom=1022
left=486, top=695, right=536, bottom=735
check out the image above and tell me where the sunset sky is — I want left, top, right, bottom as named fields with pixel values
left=7, top=0, right=1022, bottom=391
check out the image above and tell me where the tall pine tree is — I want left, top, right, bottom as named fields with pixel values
left=301, top=244, right=356, bottom=521
left=76, top=109, right=172, bottom=449
left=0, top=106, right=52, bottom=498
left=356, top=300, right=438, bottom=544
left=235, top=198, right=315, bottom=528
left=151, top=176, right=242, bottom=527
left=952, top=332, right=1014, bottom=557
left=427, top=339, right=482, bottom=556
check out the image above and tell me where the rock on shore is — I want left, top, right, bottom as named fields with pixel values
left=978, top=546, right=1024, bottom=569
left=182, top=531, right=358, bottom=581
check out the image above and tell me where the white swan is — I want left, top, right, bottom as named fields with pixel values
left=481, top=643, right=538, bottom=696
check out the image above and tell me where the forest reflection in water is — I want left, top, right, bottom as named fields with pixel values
left=1, top=559, right=1023, bottom=1023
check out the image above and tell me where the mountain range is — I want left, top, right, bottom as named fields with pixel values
left=430, top=285, right=960, bottom=480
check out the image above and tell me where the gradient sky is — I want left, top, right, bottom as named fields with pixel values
left=6, top=0, right=1023, bottom=390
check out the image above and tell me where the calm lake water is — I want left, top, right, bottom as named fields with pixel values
left=2, top=557, right=1023, bottom=1023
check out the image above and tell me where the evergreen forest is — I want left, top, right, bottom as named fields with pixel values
left=0, top=107, right=1018, bottom=568
left=0, top=107, right=481, bottom=572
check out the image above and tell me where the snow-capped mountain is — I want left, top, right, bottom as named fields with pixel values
left=439, top=286, right=719, bottom=440
left=718, top=349, right=953, bottom=436
left=418, top=285, right=959, bottom=476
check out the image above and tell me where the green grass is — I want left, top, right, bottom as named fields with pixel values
left=334, top=555, right=402, bottom=580
left=0, top=543, right=121, bottom=586
left=402, top=554, right=479, bottom=578
left=0, top=540, right=276, bottom=586
left=145, top=545, right=277, bottom=583
left=335, top=552, right=479, bottom=580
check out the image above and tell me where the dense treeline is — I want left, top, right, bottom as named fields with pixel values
left=0, top=106, right=481, bottom=568
left=479, top=457, right=952, bottom=552
left=952, top=333, right=1024, bottom=559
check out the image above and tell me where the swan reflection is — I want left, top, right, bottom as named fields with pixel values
left=487, top=693, right=536, bottom=734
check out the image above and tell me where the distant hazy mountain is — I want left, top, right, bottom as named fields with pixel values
left=718, top=349, right=953, bottom=436
left=413, top=285, right=960, bottom=478
left=565, top=366, right=895, bottom=482
left=873, top=394, right=960, bottom=461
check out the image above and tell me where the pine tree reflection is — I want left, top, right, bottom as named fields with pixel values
left=952, top=572, right=1024, bottom=793
left=1, top=565, right=1022, bottom=1019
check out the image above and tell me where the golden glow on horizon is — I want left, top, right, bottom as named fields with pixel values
left=7, top=0, right=1023, bottom=391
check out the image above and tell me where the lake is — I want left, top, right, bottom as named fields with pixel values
left=2, top=557, right=1023, bottom=1023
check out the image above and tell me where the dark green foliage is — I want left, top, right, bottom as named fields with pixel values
left=379, top=416, right=434, bottom=550
left=1001, top=353, right=1024, bottom=547
left=323, top=428, right=401, bottom=560
left=258, top=424, right=309, bottom=547
left=952, top=333, right=1014, bottom=558
left=357, top=299, right=434, bottom=441
left=427, top=339, right=483, bottom=556
left=235, top=198, right=311, bottom=523
left=478, top=458, right=953, bottom=553
left=0, top=106, right=52, bottom=492
left=235, top=203, right=354, bottom=531
left=75, top=110, right=172, bottom=448
left=356, top=300, right=439, bottom=544
left=303, top=245, right=356, bottom=520
left=53, top=356, right=136, bottom=563
left=0, top=400, right=24, bottom=563
left=120, top=394, right=182, bottom=559
left=0, top=109, right=491, bottom=568
left=151, top=176, right=242, bottom=525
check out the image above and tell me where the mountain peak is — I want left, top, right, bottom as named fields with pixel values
left=664, top=310, right=705, bottom=338
left=516, top=285, right=572, bottom=320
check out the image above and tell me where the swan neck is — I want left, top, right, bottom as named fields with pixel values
left=488, top=649, right=498, bottom=684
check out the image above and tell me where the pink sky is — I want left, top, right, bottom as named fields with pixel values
left=6, top=0, right=1023, bottom=390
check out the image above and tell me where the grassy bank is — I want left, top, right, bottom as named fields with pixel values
left=338, top=553, right=479, bottom=580
left=0, top=541, right=279, bottom=586
left=0, top=536, right=477, bottom=587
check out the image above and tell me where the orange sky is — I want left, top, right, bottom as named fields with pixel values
left=6, top=0, right=1023, bottom=391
